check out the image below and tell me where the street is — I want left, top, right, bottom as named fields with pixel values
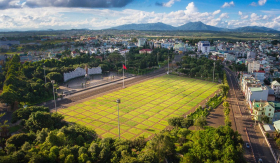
left=225, top=67, right=275, bottom=163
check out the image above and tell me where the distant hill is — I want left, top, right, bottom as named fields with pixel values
left=109, top=21, right=279, bottom=33
left=176, top=21, right=225, bottom=31
left=231, top=26, right=278, bottom=33
left=110, top=22, right=176, bottom=30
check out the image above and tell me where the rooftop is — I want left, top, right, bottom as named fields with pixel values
left=250, top=87, right=263, bottom=92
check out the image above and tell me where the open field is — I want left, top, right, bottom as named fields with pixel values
left=58, top=75, right=219, bottom=139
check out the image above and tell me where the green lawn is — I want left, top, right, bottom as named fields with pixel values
left=58, top=75, right=218, bottom=139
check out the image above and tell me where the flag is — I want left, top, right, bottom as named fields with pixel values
left=123, top=64, right=127, bottom=70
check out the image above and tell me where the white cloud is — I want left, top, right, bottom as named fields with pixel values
left=241, top=15, right=249, bottom=19
left=261, top=9, right=280, bottom=15
left=220, top=13, right=229, bottom=19
left=0, top=2, right=279, bottom=31
left=213, top=10, right=221, bottom=15
left=238, top=11, right=248, bottom=19
left=184, top=2, right=197, bottom=14
left=262, top=15, right=268, bottom=20
left=250, top=0, right=267, bottom=6
left=222, top=1, right=234, bottom=8
left=162, top=0, right=180, bottom=7
left=250, top=13, right=261, bottom=21
left=238, top=11, right=242, bottom=16
left=250, top=2, right=258, bottom=6
left=258, top=0, right=267, bottom=6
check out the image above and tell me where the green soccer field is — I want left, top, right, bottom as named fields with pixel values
left=58, top=75, right=219, bottom=139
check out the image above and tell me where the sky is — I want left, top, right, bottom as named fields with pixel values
left=0, top=0, right=279, bottom=31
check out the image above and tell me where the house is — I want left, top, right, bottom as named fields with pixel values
left=154, top=43, right=161, bottom=48
left=127, top=44, right=137, bottom=49
left=247, top=51, right=256, bottom=59
left=273, top=120, right=280, bottom=133
left=271, top=81, right=280, bottom=97
left=139, top=49, right=153, bottom=54
left=272, top=102, right=280, bottom=122
left=0, top=55, right=6, bottom=66
left=247, top=61, right=260, bottom=73
left=247, top=86, right=269, bottom=110
left=252, top=101, right=274, bottom=122
left=71, top=51, right=80, bottom=57
left=253, top=70, right=266, bottom=83
left=197, top=41, right=210, bottom=54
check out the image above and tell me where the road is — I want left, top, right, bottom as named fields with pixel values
left=225, top=67, right=275, bottom=163
left=43, top=67, right=168, bottom=110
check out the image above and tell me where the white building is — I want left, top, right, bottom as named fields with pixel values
left=197, top=41, right=210, bottom=54
left=271, top=81, right=280, bottom=97
left=248, top=61, right=260, bottom=73
left=138, top=38, right=146, bottom=47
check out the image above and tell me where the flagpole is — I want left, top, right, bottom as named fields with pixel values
left=123, top=65, right=125, bottom=88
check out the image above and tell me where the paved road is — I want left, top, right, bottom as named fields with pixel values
left=225, top=67, right=275, bottom=163
left=43, top=68, right=168, bottom=110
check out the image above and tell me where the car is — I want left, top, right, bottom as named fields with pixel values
left=246, top=143, right=250, bottom=148
left=258, top=158, right=263, bottom=163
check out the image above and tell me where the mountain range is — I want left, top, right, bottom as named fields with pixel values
left=110, top=21, right=279, bottom=33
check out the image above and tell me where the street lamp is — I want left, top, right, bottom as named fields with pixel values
left=51, top=80, right=57, bottom=112
left=116, top=99, right=121, bottom=139
left=43, top=65, right=46, bottom=84
left=213, top=62, right=215, bottom=82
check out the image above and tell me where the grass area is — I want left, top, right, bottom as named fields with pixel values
left=59, top=75, right=219, bottom=139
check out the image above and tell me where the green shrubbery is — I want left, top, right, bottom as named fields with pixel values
left=11, top=106, right=49, bottom=123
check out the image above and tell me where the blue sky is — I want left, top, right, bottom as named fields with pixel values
left=0, top=0, right=279, bottom=30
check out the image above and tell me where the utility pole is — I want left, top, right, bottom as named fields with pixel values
left=157, top=52, right=159, bottom=67
left=43, top=65, right=46, bottom=84
left=168, top=56, right=169, bottom=75
left=51, top=80, right=57, bottom=112
left=116, top=99, right=121, bottom=139
left=213, top=62, right=215, bottom=82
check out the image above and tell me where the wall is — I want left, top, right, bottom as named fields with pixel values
left=63, top=67, right=102, bottom=82
left=249, top=90, right=268, bottom=101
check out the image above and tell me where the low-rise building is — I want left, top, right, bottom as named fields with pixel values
left=253, top=70, right=266, bottom=83
left=271, top=81, right=280, bottom=97
left=252, top=101, right=274, bottom=122
left=247, top=86, right=269, bottom=110
left=139, top=49, right=153, bottom=54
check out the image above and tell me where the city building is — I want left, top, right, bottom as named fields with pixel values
left=247, top=51, right=256, bottom=59
left=271, top=81, right=280, bottom=97
left=138, top=38, right=146, bottom=47
left=247, top=61, right=260, bottom=73
left=253, top=70, right=266, bottom=83
left=197, top=41, right=210, bottom=54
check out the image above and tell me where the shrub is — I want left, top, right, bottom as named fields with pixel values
left=276, top=138, right=280, bottom=148
left=6, top=133, right=36, bottom=149
left=11, top=106, right=49, bottom=123
left=168, top=117, right=184, bottom=127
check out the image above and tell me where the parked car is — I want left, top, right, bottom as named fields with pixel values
left=246, top=143, right=250, bottom=148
